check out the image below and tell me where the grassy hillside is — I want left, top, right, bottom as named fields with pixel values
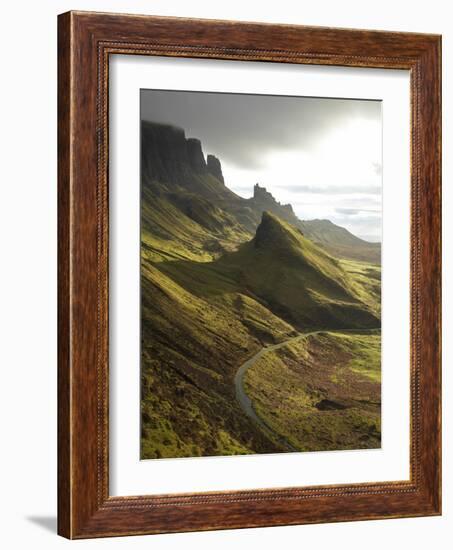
left=300, top=219, right=381, bottom=264
left=244, top=331, right=381, bottom=451
left=158, top=213, right=380, bottom=332
left=141, top=210, right=381, bottom=457
left=140, top=261, right=295, bottom=458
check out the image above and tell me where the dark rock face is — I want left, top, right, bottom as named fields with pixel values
left=141, top=121, right=192, bottom=185
left=141, top=121, right=209, bottom=185
left=253, top=183, right=274, bottom=202
left=187, top=138, right=207, bottom=173
left=251, top=183, right=297, bottom=225
left=253, top=184, right=294, bottom=214
left=206, top=154, right=224, bottom=184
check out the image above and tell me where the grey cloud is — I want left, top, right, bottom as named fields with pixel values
left=275, top=184, right=381, bottom=195
left=335, top=208, right=361, bottom=216
left=141, top=89, right=381, bottom=170
left=335, top=207, right=380, bottom=216
left=291, top=196, right=381, bottom=210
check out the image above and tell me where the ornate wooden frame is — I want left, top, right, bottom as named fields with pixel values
left=58, top=10, right=441, bottom=539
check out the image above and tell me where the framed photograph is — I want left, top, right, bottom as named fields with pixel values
left=58, top=11, right=441, bottom=538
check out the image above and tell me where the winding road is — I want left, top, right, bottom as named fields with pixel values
left=234, top=332, right=315, bottom=451
left=234, top=328, right=378, bottom=451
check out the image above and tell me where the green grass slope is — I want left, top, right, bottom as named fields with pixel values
left=244, top=330, right=381, bottom=451
left=237, top=213, right=380, bottom=329
left=301, top=219, right=381, bottom=264
left=159, top=212, right=380, bottom=332
left=140, top=211, right=381, bottom=458
left=140, top=261, right=296, bottom=458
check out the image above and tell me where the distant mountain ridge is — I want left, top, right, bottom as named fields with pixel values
left=249, top=183, right=380, bottom=264
left=141, top=120, right=380, bottom=264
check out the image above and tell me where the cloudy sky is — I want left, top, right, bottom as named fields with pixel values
left=141, top=89, right=382, bottom=242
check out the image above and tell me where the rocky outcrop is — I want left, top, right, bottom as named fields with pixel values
left=142, top=121, right=210, bottom=186
left=141, top=121, right=192, bottom=185
left=250, top=183, right=380, bottom=263
left=253, top=183, right=274, bottom=203
left=250, top=183, right=297, bottom=224
left=207, top=154, right=224, bottom=184
left=187, top=138, right=207, bottom=173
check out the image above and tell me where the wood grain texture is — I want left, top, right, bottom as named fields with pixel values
left=57, top=10, right=442, bottom=539
left=57, top=11, right=72, bottom=538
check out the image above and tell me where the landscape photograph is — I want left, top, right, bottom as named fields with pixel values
left=140, top=89, right=382, bottom=460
